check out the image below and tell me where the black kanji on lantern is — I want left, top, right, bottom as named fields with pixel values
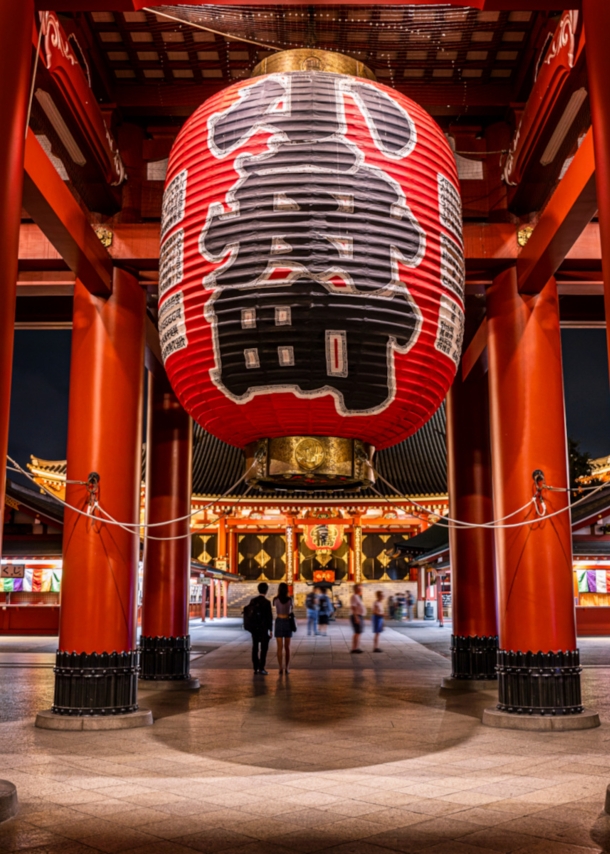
left=200, top=72, right=426, bottom=415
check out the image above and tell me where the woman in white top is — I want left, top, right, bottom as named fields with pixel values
left=350, top=583, right=366, bottom=653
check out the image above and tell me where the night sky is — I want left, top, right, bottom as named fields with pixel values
left=7, top=328, right=610, bottom=479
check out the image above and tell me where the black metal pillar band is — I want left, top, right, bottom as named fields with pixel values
left=497, top=650, right=583, bottom=715
left=451, top=634, right=499, bottom=680
left=52, top=650, right=139, bottom=716
left=139, top=635, right=192, bottom=680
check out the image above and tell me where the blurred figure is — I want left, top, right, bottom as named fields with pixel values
left=388, top=595, right=396, bottom=620
left=273, top=582, right=294, bottom=673
left=305, top=587, right=319, bottom=636
left=317, top=587, right=334, bottom=636
left=406, top=590, right=415, bottom=621
left=395, top=592, right=406, bottom=621
left=372, top=590, right=385, bottom=652
left=350, top=583, right=366, bottom=653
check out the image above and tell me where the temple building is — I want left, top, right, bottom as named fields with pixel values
left=5, top=1, right=610, bottom=847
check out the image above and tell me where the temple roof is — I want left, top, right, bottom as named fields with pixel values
left=26, top=406, right=448, bottom=501
left=192, top=407, right=448, bottom=498
left=5, top=479, right=64, bottom=525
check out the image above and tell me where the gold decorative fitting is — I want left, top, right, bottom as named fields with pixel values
left=94, top=226, right=113, bottom=248
left=244, top=436, right=375, bottom=492
left=251, top=49, right=376, bottom=81
left=295, top=438, right=326, bottom=472
left=517, top=225, right=534, bottom=247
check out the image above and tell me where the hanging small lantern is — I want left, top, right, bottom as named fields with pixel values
left=159, top=49, right=464, bottom=490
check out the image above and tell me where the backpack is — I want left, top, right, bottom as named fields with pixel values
left=306, top=592, right=317, bottom=610
left=243, top=598, right=266, bottom=634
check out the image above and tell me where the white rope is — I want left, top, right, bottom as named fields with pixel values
left=6, top=454, right=254, bottom=538
left=95, top=488, right=252, bottom=541
left=372, top=469, right=607, bottom=531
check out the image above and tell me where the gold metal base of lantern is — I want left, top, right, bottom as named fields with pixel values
left=244, top=437, right=375, bottom=492
left=251, top=49, right=376, bottom=81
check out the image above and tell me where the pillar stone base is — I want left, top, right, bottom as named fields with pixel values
left=52, top=650, right=138, bottom=716
left=0, top=781, right=17, bottom=823
left=482, top=707, right=600, bottom=731
left=451, top=634, right=499, bottom=680
left=36, top=709, right=152, bottom=731
left=497, top=649, right=583, bottom=715
left=441, top=677, right=497, bottom=691
left=139, top=635, right=192, bottom=681
left=138, top=677, right=200, bottom=691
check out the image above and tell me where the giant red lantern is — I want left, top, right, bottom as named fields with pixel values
left=159, top=51, right=464, bottom=490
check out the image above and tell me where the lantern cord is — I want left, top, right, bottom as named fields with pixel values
left=6, top=454, right=255, bottom=535
left=370, top=483, right=532, bottom=529
left=94, top=487, right=253, bottom=541
left=370, top=468, right=608, bottom=531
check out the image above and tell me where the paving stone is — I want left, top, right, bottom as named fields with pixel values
left=0, top=622, right=608, bottom=853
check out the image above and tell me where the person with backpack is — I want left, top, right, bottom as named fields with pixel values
left=305, top=588, right=319, bottom=636
left=316, top=587, right=334, bottom=636
left=243, top=582, right=273, bottom=675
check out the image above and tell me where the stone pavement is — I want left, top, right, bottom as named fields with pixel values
left=0, top=619, right=609, bottom=853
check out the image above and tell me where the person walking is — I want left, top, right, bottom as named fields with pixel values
left=317, top=587, right=334, bottom=636
left=244, top=582, right=273, bottom=675
left=406, top=590, right=414, bottom=621
left=372, top=590, right=385, bottom=652
left=350, top=583, right=366, bottom=653
left=305, top=588, right=319, bottom=636
left=273, top=582, right=294, bottom=673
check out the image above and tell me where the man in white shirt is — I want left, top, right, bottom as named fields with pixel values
left=350, top=583, right=366, bottom=653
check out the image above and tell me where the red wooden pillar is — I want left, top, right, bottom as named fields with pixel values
left=0, top=0, right=34, bottom=559
left=583, top=2, right=610, bottom=378
left=52, top=271, right=146, bottom=717
left=447, top=358, right=498, bottom=679
left=486, top=269, right=581, bottom=717
left=228, top=530, right=237, bottom=574
left=208, top=578, right=214, bottom=621
left=217, top=515, right=227, bottom=564
left=140, top=370, right=195, bottom=683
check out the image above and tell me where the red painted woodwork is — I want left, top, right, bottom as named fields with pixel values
left=59, top=270, right=145, bottom=654
left=504, top=12, right=586, bottom=210
left=447, top=358, right=497, bottom=639
left=142, top=370, right=193, bottom=639
left=0, top=603, right=60, bottom=636
left=17, top=221, right=604, bottom=273
left=0, top=0, right=34, bottom=560
left=461, top=318, right=488, bottom=382
left=39, top=1, right=580, bottom=11
left=22, top=131, right=112, bottom=296
left=576, top=607, right=610, bottom=637
left=583, top=1, right=610, bottom=383
left=38, top=13, right=125, bottom=188
left=161, top=76, right=464, bottom=450
left=487, top=269, right=576, bottom=653
left=517, top=128, right=597, bottom=294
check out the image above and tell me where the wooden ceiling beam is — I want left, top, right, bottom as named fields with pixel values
left=18, top=221, right=603, bottom=271
left=518, top=128, right=598, bottom=295
left=22, top=131, right=113, bottom=297
left=38, top=1, right=579, bottom=10
left=111, top=82, right=514, bottom=118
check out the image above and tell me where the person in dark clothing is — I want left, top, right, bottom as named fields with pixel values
left=248, top=582, right=273, bottom=675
